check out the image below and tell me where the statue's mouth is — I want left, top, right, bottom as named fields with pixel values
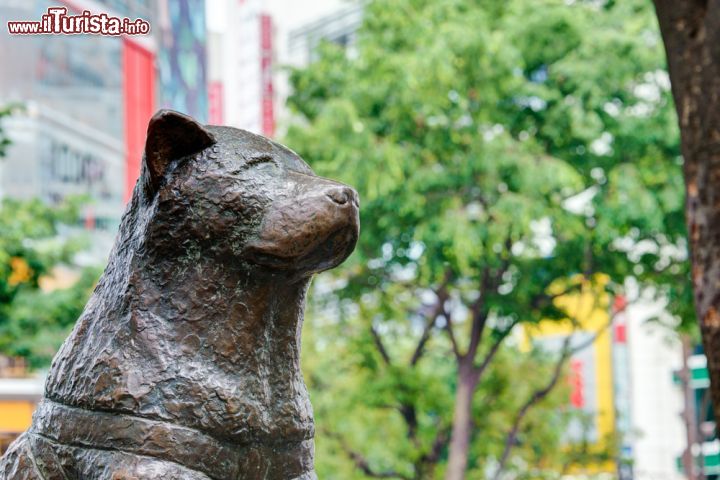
left=246, top=224, right=358, bottom=274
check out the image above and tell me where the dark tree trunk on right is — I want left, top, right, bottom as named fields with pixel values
left=653, top=0, right=720, bottom=428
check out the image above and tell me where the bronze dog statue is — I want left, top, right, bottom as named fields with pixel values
left=0, top=110, right=359, bottom=479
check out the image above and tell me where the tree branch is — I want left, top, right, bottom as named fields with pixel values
left=443, top=302, right=462, bottom=360
left=409, top=299, right=445, bottom=366
left=491, top=311, right=616, bottom=479
left=467, top=267, right=491, bottom=360
left=474, top=319, right=519, bottom=379
left=410, top=270, right=452, bottom=366
left=324, top=428, right=413, bottom=480
left=398, top=402, right=419, bottom=445
left=418, top=425, right=451, bottom=467
left=467, top=234, right=513, bottom=360
left=491, top=336, right=572, bottom=480
left=370, top=325, right=392, bottom=366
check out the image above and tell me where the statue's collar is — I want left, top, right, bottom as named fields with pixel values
left=30, top=399, right=315, bottom=480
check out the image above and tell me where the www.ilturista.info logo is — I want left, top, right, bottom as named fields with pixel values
left=7, top=7, right=150, bottom=35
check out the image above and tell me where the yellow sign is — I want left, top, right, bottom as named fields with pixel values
left=524, top=277, right=616, bottom=474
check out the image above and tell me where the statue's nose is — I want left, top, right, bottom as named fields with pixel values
left=326, top=186, right=359, bottom=207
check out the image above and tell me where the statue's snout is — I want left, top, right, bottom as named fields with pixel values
left=244, top=174, right=359, bottom=274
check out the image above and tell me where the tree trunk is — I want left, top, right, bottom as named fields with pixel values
left=445, top=361, right=479, bottom=480
left=653, top=0, right=720, bottom=428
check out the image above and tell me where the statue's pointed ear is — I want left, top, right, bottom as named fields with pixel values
left=143, top=109, right=216, bottom=193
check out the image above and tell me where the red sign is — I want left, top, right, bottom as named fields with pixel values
left=612, top=294, right=627, bottom=313
left=569, top=359, right=584, bottom=408
left=260, top=14, right=274, bottom=137
left=614, top=322, right=627, bottom=344
left=122, top=39, right=156, bottom=202
left=208, top=81, right=224, bottom=124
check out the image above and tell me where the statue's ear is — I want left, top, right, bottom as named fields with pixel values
left=143, top=109, right=216, bottom=193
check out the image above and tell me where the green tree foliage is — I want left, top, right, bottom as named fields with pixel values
left=0, top=104, right=15, bottom=158
left=286, top=0, right=685, bottom=477
left=0, top=197, right=99, bottom=370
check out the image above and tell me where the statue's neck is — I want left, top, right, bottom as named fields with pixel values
left=129, top=254, right=310, bottom=366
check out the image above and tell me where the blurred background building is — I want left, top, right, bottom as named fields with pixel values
left=525, top=284, right=687, bottom=480
left=0, top=0, right=155, bottom=247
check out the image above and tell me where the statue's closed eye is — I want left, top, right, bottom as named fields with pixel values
left=246, top=154, right=276, bottom=167
left=229, top=155, right=278, bottom=176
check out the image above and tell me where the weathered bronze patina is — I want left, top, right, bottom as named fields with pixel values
left=0, top=110, right=360, bottom=479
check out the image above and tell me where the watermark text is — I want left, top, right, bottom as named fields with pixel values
left=7, top=7, right=150, bottom=35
